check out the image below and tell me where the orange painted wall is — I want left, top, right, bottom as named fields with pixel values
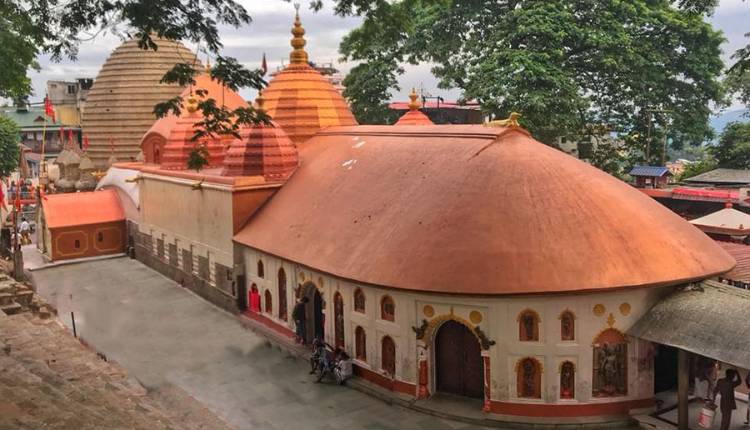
left=50, top=221, right=126, bottom=261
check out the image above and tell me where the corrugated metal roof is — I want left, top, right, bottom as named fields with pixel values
left=684, top=168, right=750, bottom=185
left=627, top=281, right=750, bottom=369
left=629, top=166, right=670, bottom=177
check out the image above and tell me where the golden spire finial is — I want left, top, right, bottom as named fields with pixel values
left=289, top=3, right=309, bottom=65
left=408, top=88, right=420, bottom=111
left=185, top=93, right=199, bottom=114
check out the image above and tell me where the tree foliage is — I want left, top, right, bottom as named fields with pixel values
left=337, top=0, right=725, bottom=157
left=0, top=116, right=20, bottom=178
left=711, top=121, right=750, bottom=169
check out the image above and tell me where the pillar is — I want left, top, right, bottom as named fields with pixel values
left=677, top=348, right=689, bottom=430
left=417, top=341, right=429, bottom=399
left=482, top=350, right=491, bottom=413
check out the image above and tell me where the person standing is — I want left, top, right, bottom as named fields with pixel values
left=19, top=217, right=30, bottom=245
left=292, top=297, right=309, bottom=345
left=714, top=368, right=742, bottom=430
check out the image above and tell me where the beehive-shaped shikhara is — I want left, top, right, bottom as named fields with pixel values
left=222, top=94, right=299, bottom=180
left=261, top=9, right=356, bottom=145
left=82, top=38, right=198, bottom=168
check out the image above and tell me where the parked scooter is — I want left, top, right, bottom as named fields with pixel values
left=309, top=338, right=353, bottom=385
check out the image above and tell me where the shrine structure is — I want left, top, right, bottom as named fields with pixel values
left=47, top=7, right=738, bottom=426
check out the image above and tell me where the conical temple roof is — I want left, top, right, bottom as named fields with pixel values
left=82, top=38, right=198, bottom=168
left=262, top=9, right=356, bottom=144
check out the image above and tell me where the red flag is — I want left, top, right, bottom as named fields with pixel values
left=13, top=181, right=21, bottom=211
left=83, top=135, right=89, bottom=151
left=59, top=127, right=65, bottom=143
left=261, top=53, right=268, bottom=76
left=0, top=186, right=6, bottom=212
left=44, top=95, right=56, bottom=123
left=68, top=128, right=74, bottom=145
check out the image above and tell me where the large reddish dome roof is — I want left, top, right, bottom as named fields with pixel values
left=234, top=125, right=735, bottom=295
left=261, top=11, right=356, bottom=144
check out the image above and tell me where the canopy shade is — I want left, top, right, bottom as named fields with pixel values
left=628, top=281, right=750, bottom=369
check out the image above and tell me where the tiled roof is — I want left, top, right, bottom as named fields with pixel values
left=717, top=241, right=750, bottom=283
left=629, top=165, right=670, bottom=177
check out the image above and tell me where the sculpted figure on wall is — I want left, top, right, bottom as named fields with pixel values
left=592, top=328, right=628, bottom=397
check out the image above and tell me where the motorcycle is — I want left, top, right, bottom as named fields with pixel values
left=309, top=338, right=353, bottom=385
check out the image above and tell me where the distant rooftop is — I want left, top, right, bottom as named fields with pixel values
left=684, top=168, right=750, bottom=185
left=629, top=166, right=670, bottom=177
left=388, top=101, right=480, bottom=111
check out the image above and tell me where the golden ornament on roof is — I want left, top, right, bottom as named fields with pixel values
left=485, top=112, right=521, bottom=128
left=408, top=88, right=420, bottom=111
left=289, top=4, right=309, bottom=65
left=185, top=94, right=199, bottom=114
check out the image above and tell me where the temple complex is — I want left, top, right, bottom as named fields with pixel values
left=39, top=7, right=741, bottom=426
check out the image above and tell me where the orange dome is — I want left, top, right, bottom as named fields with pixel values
left=141, top=72, right=249, bottom=168
left=222, top=93, right=299, bottom=179
left=262, top=10, right=356, bottom=145
left=235, top=125, right=734, bottom=295
left=395, top=89, right=434, bottom=126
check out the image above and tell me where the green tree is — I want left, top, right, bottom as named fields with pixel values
left=187, top=144, right=210, bottom=172
left=679, top=157, right=717, bottom=181
left=337, top=0, right=725, bottom=155
left=0, top=116, right=20, bottom=177
left=711, top=121, right=750, bottom=169
left=0, top=2, right=42, bottom=99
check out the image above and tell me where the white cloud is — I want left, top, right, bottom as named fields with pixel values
left=25, top=0, right=750, bottom=107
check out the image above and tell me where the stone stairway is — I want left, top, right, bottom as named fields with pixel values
left=0, top=311, right=232, bottom=429
left=0, top=274, right=49, bottom=317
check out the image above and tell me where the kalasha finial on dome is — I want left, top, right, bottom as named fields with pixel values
left=408, top=88, right=420, bottom=111
left=485, top=112, right=521, bottom=128
left=289, top=3, right=309, bottom=65
left=185, top=93, right=199, bottom=114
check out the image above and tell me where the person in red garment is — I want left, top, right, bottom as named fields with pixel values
left=714, top=368, right=742, bottom=430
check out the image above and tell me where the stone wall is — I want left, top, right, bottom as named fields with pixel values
left=128, top=221, right=239, bottom=313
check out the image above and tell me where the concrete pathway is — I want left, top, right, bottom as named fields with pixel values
left=32, top=257, right=494, bottom=430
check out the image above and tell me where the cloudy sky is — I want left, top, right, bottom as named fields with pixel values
left=29, top=0, right=750, bottom=108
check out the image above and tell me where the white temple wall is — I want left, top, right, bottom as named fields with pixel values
left=241, top=247, right=666, bottom=408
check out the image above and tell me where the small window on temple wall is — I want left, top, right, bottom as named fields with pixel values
left=355, top=326, right=367, bottom=361
left=518, top=309, right=540, bottom=341
left=560, top=310, right=575, bottom=341
left=516, top=357, right=542, bottom=399
left=264, top=290, right=272, bottom=314
left=74, top=239, right=81, bottom=249
left=97, top=232, right=104, bottom=242
left=257, top=260, right=264, bottom=278
left=354, top=288, right=366, bottom=313
left=560, top=361, right=575, bottom=399
left=381, top=295, right=395, bottom=322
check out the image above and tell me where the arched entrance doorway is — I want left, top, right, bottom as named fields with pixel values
left=301, top=282, right=324, bottom=344
left=435, top=320, right=483, bottom=398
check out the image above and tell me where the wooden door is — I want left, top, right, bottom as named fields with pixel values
left=436, top=320, right=483, bottom=398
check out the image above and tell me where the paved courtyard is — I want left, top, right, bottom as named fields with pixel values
left=32, top=257, right=494, bottom=430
